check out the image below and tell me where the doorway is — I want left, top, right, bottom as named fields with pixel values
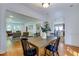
left=54, top=24, right=65, bottom=43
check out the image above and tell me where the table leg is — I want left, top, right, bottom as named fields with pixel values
left=36, top=47, right=40, bottom=56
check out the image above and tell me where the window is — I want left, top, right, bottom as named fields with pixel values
left=54, top=24, right=65, bottom=36
left=59, top=26, right=63, bottom=31
left=7, top=25, right=12, bottom=31
left=54, top=24, right=64, bottom=31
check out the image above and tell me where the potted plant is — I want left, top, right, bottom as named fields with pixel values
left=41, top=21, right=51, bottom=39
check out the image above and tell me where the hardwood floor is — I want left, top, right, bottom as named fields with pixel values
left=64, top=45, right=79, bottom=56
left=0, top=40, right=23, bottom=56
left=0, top=37, right=79, bottom=56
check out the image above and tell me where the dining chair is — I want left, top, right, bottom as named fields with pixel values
left=16, top=31, right=21, bottom=37
left=21, top=38, right=36, bottom=56
left=45, top=37, right=60, bottom=56
left=22, top=32, right=29, bottom=37
left=6, top=31, right=12, bottom=36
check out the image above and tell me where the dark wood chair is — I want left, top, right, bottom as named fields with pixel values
left=16, top=31, right=21, bottom=36
left=12, top=31, right=21, bottom=39
left=6, top=31, right=12, bottom=36
left=21, top=38, right=36, bottom=56
left=22, top=32, right=29, bottom=37
left=45, top=37, right=60, bottom=56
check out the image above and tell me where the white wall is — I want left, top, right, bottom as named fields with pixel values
left=0, top=5, right=7, bottom=54
left=64, top=6, right=79, bottom=47
left=47, top=10, right=64, bottom=33
left=47, top=4, right=79, bottom=47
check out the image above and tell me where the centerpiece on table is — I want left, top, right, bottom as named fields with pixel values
left=41, top=21, right=51, bottom=39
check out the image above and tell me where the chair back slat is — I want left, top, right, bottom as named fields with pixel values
left=21, top=38, right=36, bottom=56
left=54, top=37, right=60, bottom=50
left=23, top=32, right=29, bottom=37
left=21, top=38, right=29, bottom=54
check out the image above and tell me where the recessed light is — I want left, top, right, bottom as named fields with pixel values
left=9, top=15, right=14, bottom=18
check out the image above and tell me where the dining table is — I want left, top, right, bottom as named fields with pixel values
left=28, top=36, right=57, bottom=56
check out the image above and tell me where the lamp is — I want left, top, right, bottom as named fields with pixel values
left=42, top=3, right=50, bottom=8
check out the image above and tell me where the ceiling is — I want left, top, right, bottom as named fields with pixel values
left=21, top=3, right=79, bottom=15
left=5, top=3, right=79, bottom=24
left=21, top=3, right=57, bottom=14
left=6, top=10, right=39, bottom=23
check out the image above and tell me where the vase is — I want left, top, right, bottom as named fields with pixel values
left=41, top=32, right=47, bottom=39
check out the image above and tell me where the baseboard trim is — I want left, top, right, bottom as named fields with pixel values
left=65, top=44, right=79, bottom=48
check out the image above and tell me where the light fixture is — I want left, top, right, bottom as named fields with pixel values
left=42, top=3, right=50, bottom=8
left=9, top=15, right=14, bottom=18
